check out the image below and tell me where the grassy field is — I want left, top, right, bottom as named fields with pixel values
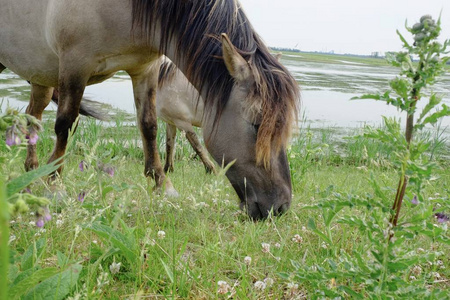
left=2, top=112, right=449, bottom=299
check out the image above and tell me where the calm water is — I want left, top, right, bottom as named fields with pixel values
left=1, top=56, right=449, bottom=129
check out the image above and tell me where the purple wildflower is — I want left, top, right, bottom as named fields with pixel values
left=36, top=218, right=44, bottom=228
left=435, top=213, right=449, bottom=223
left=78, top=191, right=86, bottom=203
left=43, top=207, right=52, bottom=222
left=79, top=160, right=86, bottom=172
left=411, top=195, right=419, bottom=205
left=6, top=125, right=21, bottom=146
left=97, top=162, right=115, bottom=177
left=104, top=166, right=115, bottom=177
left=27, top=128, right=39, bottom=145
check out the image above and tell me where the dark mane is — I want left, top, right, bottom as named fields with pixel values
left=131, top=0, right=300, bottom=167
left=158, top=59, right=178, bottom=88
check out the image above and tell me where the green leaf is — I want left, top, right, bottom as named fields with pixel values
left=159, top=259, right=174, bottom=284
left=418, top=93, right=441, bottom=123
left=6, top=158, right=62, bottom=198
left=415, top=104, right=450, bottom=129
left=83, top=222, right=138, bottom=264
left=307, top=218, right=332, bottom=244
left=307, top=218, right=317, bottom=230
left=21, top=238, right=46, bottom=271
left=56, top=251, right=68, bottom=268
left=8, top=267, right=59, bottom=300
left=22, top=264, right=82, bottom=300
left=101, top=186, right=114, bottom=198
left=397, top=30, right=412, bottom=50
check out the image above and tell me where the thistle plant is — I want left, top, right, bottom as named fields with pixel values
left=362, top=14, right=450, bottom=229
left=286, top=15, right=449, bottom=298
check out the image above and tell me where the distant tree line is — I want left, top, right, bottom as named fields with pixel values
left=269, top=47, right=301, bottom=53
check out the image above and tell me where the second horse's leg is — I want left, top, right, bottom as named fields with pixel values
left=185, top=129, right=217, bottom=174
left=164, top=123, right=177, bottom=173
left=129, top=64, right=178, bottom=197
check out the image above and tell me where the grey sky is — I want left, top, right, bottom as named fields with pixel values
left=239, top=0, right=449, bottom=55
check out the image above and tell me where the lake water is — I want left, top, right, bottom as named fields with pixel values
left=1, top=55, right=449, bottom=130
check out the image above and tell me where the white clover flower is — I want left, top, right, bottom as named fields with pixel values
left=254, top=280, right=266, bottom=291
left=274, top=242, right=281, bottom=249
left=409, top=276, right=416, bottom=281
left=56, top=219, right=64, bottom=228
left=261, top=243, right=271, bottom=253
left=412, top=265, right=422, bottom=276
left=264, top=277, right=274, bottom=287
left=157, top=230, right=166, bottom=239
left=109, top=262, right=121, bottom=274
left=321, top=242, right=328, bottom=249
left=431, top=272, right=441, bottom=279
left=244, top=256, right=252, bottom=266
left=292, top=234, right=303, bottom=243
left=287, top=282, right=299, bottom=292
left=217, top=280, right=230, bottom=294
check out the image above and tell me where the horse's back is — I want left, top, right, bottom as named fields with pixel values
left=157, top=69, right=204, bottom=129
left=0, top=0, right=153, bottom=86
left=0, top=0, right=59, bottom=83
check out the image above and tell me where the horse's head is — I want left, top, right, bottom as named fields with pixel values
left=203, top=34, right=299, bottom=220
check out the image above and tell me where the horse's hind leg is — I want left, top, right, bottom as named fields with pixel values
left=185, top=129, right=217, bottom=174
left=128, top=66, right=178, bottom=197
left=25, top=84, right=53, bottom=171
left=164, top=123, right=177, bottom=173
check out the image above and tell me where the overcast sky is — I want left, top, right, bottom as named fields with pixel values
left=239, top=0, right=449, bottom=55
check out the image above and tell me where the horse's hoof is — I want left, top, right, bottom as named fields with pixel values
left=165, top=187, right=179, bottom=198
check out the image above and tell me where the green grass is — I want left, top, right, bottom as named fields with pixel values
left=2, top=115, right=449, bottom=299
left=277, top=50, right=391, bottom=67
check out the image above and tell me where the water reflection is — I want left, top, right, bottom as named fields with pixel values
left=1, top=57, right=449, bottom=129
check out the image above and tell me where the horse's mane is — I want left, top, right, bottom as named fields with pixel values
left=158, top=59, right=178, bottom=88
left=131, top=0, right=300, bottom=167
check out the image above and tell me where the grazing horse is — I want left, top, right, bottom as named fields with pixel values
left=159, top=54, right=282, bottom=174
left=156, top=58, right=216, bottom=174
left=0, top=0, right=299, bottom=219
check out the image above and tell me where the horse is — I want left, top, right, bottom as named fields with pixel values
left=57, top=57, right=217, bottom=174
left=158, top=54, right=282, bottom=174
left=0, top=0, right=300, bottom=219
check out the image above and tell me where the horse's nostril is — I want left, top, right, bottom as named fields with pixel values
left=277, top=203, right=289, bottom=215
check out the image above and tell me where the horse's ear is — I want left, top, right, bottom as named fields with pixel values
left=221, top=33, right=253, bottom=82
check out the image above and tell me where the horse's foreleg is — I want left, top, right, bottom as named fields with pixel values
left=0, top=63, right=5, bottom=73
left=164, top=123, right=177, bottom=173
left=25, top=84, right=53, bottom=171
left=185, top=130, right=217, bottom=174
left=48, top=69, right=87, bottom=177
left=129, top=69, right=178, bottom=197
